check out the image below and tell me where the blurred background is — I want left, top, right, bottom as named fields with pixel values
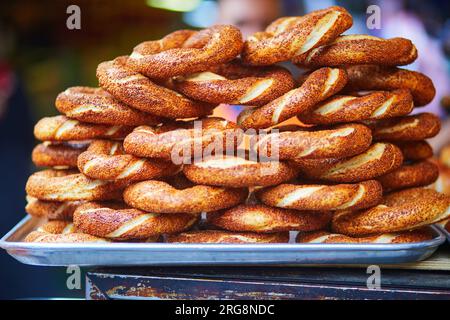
left=0, top=0, right=449, bottom=299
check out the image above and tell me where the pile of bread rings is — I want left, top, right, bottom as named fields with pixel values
left=24, top=6, right=450, bottom=245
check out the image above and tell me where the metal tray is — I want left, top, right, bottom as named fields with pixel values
left=435, top=222, right=450, bottom=243
left=0, top=216, right=446, bottom=266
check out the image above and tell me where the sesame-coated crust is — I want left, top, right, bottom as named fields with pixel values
left=208, top=204, right=331, bottom=233
left=184, top=156, right=298, bottom=187
left=296, top=227, right=434, bottom=243
left=97, top=56, right=215, bottom=119
left=32, top=141, right=89, bottom=169
left=127, top=25, right=243, bottom=79
left=332, top=188, right=450, bottom=236
left=298, top=89, right=413, bottom=125
left=167, top=230, right=289, bottom=243
left=294, top=35, right=417, bottom=67
left=25, top=196, right=83, bottom=220
left=291, top=143, right=403, bottom=183
left=55, top=86, right=163, bottom=126
left=73, top=202, right=197, bottom=240
left=24, top=231, right=108, bottom=243
left=77, top=140, right=179, bottom=181
left=377, top=160, right=439, bottom=192
left=34, top=115, right=133, bottom=141
left=37, top=220, right=76, bottom=234
left=237, top=67, right=348, bottom=129
left=242, top=6, right=352, bottom=65
left=123, top=180, right=248, bottom=214
left=26, top=169, right=126, bottom=201
left=254, top=123, right=372, bottom=160
left=123, top=117, right=242, bottom=160
left=396, top=141, right=433, bottom=161
left=366, top=113, right=441, bottom=142
left=343, top=65, right=435, bottom=106
left=257, top=180, right=382, bottom=211
left=172, top=60, right=294, bottom=106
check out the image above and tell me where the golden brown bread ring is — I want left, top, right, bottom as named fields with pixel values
left=332, top=187, right=450, bottom=236
left=291, top=143, right=403, bottom=183
left=32, top=141, right=89, bottom=169
left=26, top=169, right=126, bottom=201
left=396, top=141, right=433, bottom=161
left=24, top=231, right=108, bottom=243
left=254, top=123, right=372, bottom=160
left=97, top=56, right=214, bottom=119
left=55, top=86, right=163, bottom=126
left=34, top=115, right=133, bottom=141
left=37, top=220, right=76, bottom=234
left=366, top=113, right=441, bottom=141
left=172, top=60, right=294, bottom=106
left=298, top=89, right=413, bottom=125
left=167, top=230, right=289, bottom=243
left=296, top=227, right=434, bottom=244
left=440, top=145, right=450, bottom=168
left=208, top=204, right=331, bottom=233
left=294, top=35, right=417, bottom=67
left=123, top=117, right=242, bottom=162
left=242, top=6, right=352, bottom=65
left=25, top=196, right=83, bottom=220
left=377, top=160, right=439, bottom=192
left=73, top=202, right=197, bottom=240
left=343, top=65, right=435, bottom=106
left=123, top=179, right=248, bottom=214
left=127, top=25, right=243, bottom=79
left=237, top=67, right=347, bottom=129
left=257, top=180, right=382, bottom=211
left=184, top=155, right=298, bottom=187
left=77, top=140, right=179, bottom=181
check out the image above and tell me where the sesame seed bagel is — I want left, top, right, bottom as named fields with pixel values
left=294, top=35, right=417, bottom=67
left=183, top=155, right=298, bottom=187
left=73, top=202, right=197, bottom=240
left=291, top=143, right=403, bottom=183
left=32, top=141, right=89, bottom=169
left=37, top=220, right=77, bottom=234
left=25, top=196, right=83, bottom=220
left=332, top=188, right=450, bottom=236
left=237, top=67, right=347, bottom=129
left=123, top=117, right=242, bottom=162
left=24, top=231, right=108, bottom=243
left=242, top=6, right=352, bottom=65
left=123, top=179, right=248, bottom=214
left=396, top=141, right=433, bottom=161
left=97, top=56, right=214, bottom=119
left=127, top=25, right=243, bottom=79
left=77, top=140, right=179, bottom=181
left=34, top=115, right=133, bottom=141
left=55, top=86, right=163, bottom=126
left=377, top=160, right=439, bottom=192
left=253, top=123, right=372, bottom=160
left=344, top=65, right=435, bottom=106
left=366, top=113, right=441, bottom=141
left=298, top=89, right=413, bottom=125
left=172, top=60, right=294, bottom=106
left=26, top=169, right=126, bottom=201
left=296, top=227, right=434, bottom=244
left=208, top=204, right=331, bottom=233
left=167, top=230, right=289, bottom=244
left=257, top=180, right=382, bottom=211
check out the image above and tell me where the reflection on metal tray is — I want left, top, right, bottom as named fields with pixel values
left=435, top=223, right=450, bottom=243
left=0, top=216, right=446, bottom=267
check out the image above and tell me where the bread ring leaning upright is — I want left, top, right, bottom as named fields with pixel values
left=127, top=25, right=243, bottom=79
left=237, top=67, right=348, bottom=129
left=242, top=6, right=352, bottom=65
